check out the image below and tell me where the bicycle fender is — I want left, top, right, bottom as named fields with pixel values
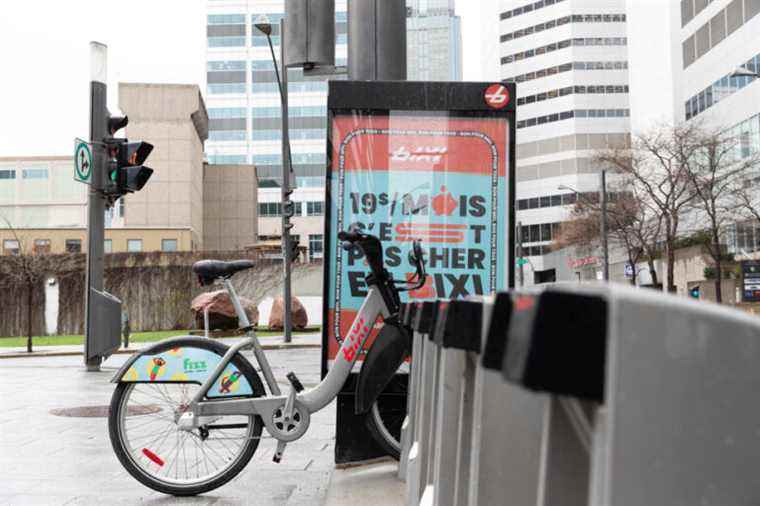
left=109, top=336, right=255, bottom=398
left=354, top=324, right=410, bottom=415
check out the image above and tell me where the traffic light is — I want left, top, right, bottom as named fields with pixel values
left=101, top=114, right=154, bottom=196
left=115, top=141, right=154, bottom=192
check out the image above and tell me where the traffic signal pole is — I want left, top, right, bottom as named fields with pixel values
left=84, top=42, right=108, bottom=371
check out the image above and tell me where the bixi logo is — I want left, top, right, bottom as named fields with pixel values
left=484, top=84, right=510, bottom=110
left=391, top=145, right=448, bottom=164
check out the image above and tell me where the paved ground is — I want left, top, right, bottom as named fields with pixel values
left=0, top=346, right=339, bottom=505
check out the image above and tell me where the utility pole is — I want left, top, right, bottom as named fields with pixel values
left=517, top=221, right=524, bottom=287
left=347, top=0, right=407, bottom=80
left=600, top=169, right=609, bottom=282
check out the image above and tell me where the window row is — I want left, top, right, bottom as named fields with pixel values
left=516, top=109, right=630, bottom=129
left=500, top=13, right=626, bottom=43
left=503, top=61, right=628, bottom=84
left=249, top=128, right=326, bottom=141
left=682, top=0, right=760, bottom=67
left=258, top=201, right=324, bottom=217
left=518, top=222, right=562, bottom=244
left=685, top=53, right=760, bottom=120
left=0, top=168, right=48, bottom=180
left=500, top=0, right=567, bottom=21
left=501, top=37, right=628, bottom=65
left=516, top=84, right=629, bottom=106
left=212, top=33, right=347, bottom=49
left=252, top=153, right=326, bottom=165
left=251, top=105, right=327, bottom=118
left=517, top=192, right=579, bottom=210
left=208, top=81, right=328, bottom=95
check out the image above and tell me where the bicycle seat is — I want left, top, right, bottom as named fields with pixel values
left=193, top=259, right=255, bottom=285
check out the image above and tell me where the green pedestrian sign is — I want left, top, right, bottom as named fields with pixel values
left=517, top=257, right=529, bottom=266
left=74, top=138, right=93, bottom=184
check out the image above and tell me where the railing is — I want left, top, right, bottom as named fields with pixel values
left=398, top=284, right=760, bottom=505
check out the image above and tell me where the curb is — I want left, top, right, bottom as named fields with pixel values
left=0, top=342, right=321, bottom=360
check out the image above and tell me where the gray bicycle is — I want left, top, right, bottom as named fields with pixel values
left=108, top=229, right=426, bottom=496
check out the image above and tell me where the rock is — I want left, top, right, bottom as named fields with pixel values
left=191, top=290, right=259, bottom=331
left=268, top=296, right=308, bottom=330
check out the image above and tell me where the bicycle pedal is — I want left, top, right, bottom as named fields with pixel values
left=286, top=372, right=304, bottom=392
left=273, top=441, right=287, bottom=463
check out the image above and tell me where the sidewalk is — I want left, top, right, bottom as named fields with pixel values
left=0, top=333, right=322, bottom=359
left=0, top=347, right=336, bottom=505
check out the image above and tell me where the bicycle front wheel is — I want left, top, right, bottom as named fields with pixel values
left=108, top=338, right=265, bottom=496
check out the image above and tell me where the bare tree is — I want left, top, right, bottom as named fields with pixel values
left=556, top=185, right=662, bottom=286
left=684, top=129, right=759, bottom=302
left=596, top=123, right=703, bottom=293
left=0, top=216, right=57, bottom=352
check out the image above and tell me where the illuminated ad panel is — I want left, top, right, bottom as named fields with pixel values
left=323, top=81, right=516, bottom=369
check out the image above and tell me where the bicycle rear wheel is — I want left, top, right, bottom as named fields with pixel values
left=108, top=338, right=265, bottom=496
left=365, top=377, right=408, bottom=460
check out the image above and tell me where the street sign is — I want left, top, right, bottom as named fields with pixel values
left=74, top=138, right=93, bottom=184
left=741, top=260, right=760, bottom=302
left=484, top=83, right=510, bottom=110
left=517, top=258, right=529, bottom=266
left=624, top=262, right=634, bottom=278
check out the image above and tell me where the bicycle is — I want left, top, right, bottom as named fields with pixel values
left=108, top=228, right=426, bottom=496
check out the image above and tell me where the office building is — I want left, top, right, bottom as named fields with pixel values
left=499, top=0, right=631, bottom=276
left=205, top=1, right=348, bottom=258
left=0, top=83, right=259, bottom=254
left=407, top=0, right=463, bottom=81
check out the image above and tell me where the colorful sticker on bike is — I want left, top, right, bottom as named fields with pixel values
left=121, top=347, right=253, bottom=397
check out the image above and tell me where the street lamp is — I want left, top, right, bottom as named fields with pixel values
left=558, top=170, right=610, bottom=281
left=730, top=66, right=760, bottom=79
left=255, top=14, right=295, bottom=343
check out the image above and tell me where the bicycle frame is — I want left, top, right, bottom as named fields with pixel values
left=184, top=277, right=390, bottom=441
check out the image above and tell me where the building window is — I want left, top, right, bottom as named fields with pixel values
left=0, top=169, right=15, bottom=179
left=309, top=234, right=324, bottom=260
left=22, top=168, right=48, bottom=179
left=307, top=201, right=324, bottom=216
left=162, top=239, right=178, bottom=252
left=3, top=239, right=20, bottom=255
left=104, top=239, right=112, bottom=253
left=65, top=239, right=82, bottom=253
left=33, top=239, right=50, bottom=254
left=258, top=202, right=281, bottom=217
left=127, top=239, right=143, bottom=252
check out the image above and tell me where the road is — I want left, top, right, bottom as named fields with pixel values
left=0, top=348, right=336, bottom=505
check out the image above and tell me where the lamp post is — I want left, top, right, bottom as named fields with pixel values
left=730, top=66, right=760, bottom=79
left=559, top=171, right=609, bottom=281
left=256, top=15, right=295, bottom=342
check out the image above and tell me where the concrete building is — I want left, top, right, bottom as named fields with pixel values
left=407, top=0, right=463, bottom=81
left=0, top=83, right=259, bottom=255
left=204, top=0, right=347, bottom=249
left=498, top=0, right=631, bottom=274
left=626, top=0, right=760, bottom=258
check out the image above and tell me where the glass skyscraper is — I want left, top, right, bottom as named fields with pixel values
left=406, top=0, right=463, bottom=81
left=205, top=1, right=348, bottom=188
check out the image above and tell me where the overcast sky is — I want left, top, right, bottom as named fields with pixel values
left=0, top=1, right=482, bottom=157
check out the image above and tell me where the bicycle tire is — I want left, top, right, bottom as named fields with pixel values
left=108, top=337, right=265, bottom=496
left=365, top=380, right=408, bottom=460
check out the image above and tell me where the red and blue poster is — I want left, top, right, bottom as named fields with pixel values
left=324, top=111, right=514, bottom=364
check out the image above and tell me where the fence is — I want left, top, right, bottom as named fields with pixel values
left=399, top=284, right=760, bottom=505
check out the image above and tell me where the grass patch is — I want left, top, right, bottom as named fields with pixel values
left=0, top=328, right=320, bottom=348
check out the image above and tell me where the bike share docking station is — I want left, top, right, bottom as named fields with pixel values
left=323, top=79, right=517, bottom=463
left=399, top=284, right=760, bottom=506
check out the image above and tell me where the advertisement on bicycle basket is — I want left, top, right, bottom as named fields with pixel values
left=323, top=83, right=516, bottom=369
